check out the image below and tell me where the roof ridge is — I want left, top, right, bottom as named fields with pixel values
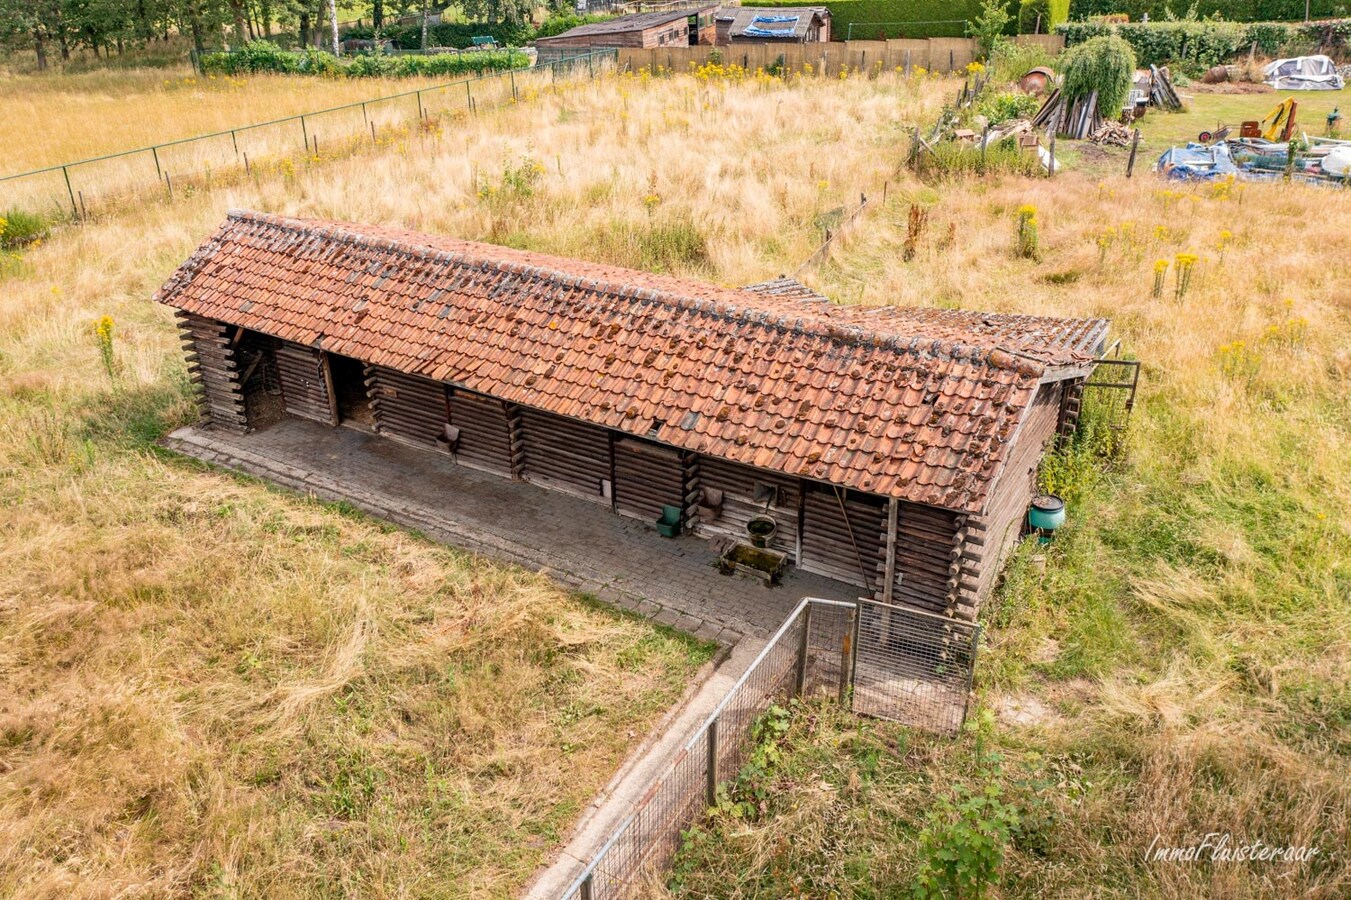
left=223, top=209, right=1044, bottom=377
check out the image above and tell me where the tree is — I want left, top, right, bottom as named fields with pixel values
left=966, top=0, right=1011, bottom=62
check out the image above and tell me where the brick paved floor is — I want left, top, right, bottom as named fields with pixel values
left=164, top=418, right=863, bottom=642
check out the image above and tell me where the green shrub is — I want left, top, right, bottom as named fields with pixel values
left=917, top=141, right=1045, bottom=178
left=976, top=89, right=1041, bottom=123
left=744, top=0, right=1010, bottom=39
left=1059, top=34, right=1135, bottom=118
left=201, top=41, right=528, bottom=78
left=342, top=20, right=532, bottom=50
left=0, top=208, right=49, bottom=249
left=535, top=13, right=616, bottom=38
left=1067, top=0, right=1348, bottom=23
left=1018, top=0, right=1070, bottom=32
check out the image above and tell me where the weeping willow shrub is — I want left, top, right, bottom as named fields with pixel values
left=1059, top=35, right=1136, bottom=119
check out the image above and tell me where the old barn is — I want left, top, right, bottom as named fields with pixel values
left=158, top=211, right=1106, bottom=625
left=533, top=8, right=717, bottom=64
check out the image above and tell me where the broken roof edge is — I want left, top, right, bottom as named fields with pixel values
left=162, top=209, right=1049, bottom=380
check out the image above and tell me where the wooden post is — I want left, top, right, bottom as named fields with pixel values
left=62, top=166, right=77, bottom=217
left=881, top=498, right=898, bottom=605
left=580, top=874, right=593, bottom=900
left=980, top=124, right=990, bottom=173
left=318, top=351, right=340, bottom=426
left=300, top=115, right=308, bottom=150
left=838, top=605, right=856, bottom=705
left=1126, top=127, right=1141, bottom=177
left=794, top=602, right=812, bottom=696
left=151, top=145, right=162, bottom=180
left=705, top=717, right=719, bottom=807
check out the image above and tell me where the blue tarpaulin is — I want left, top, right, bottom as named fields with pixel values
left=1155, top=142, right=1239, bottom=180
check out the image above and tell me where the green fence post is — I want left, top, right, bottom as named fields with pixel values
left=509, top=68, right=516, bottom=100
left=151, top=145, right=162, bottom=180
left=416, top=89, right=424, bottom=121
left=300, top=115, right=308, bottom=149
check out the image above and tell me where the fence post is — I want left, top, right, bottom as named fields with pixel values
left=151, top=145, right=162, bottom=180
left=838, top=606, right=856, bottom=705
left=1126, top=127, right=1141, bottom=178
left=794, top=603, right=812, bottom=697
left=509, top=68, right=517, bottom=100
left=705, top=717, right=719, bottom=808
left=62, top=166, right=77, bottom=217
left=580, top=873, right=594, bottom=900
left=416, top=89, right=424, bottom=121
left=960, top=624, right=982, bottom=729
left=300, top=115, right=308, bottom=150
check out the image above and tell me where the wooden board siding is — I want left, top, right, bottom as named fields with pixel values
left=177, top=312, right=247, bottom=432
left=275, top=342, right=334, bottom=424
left=518, top=408, right=611, bottom=502
left=695, top=457, right=800, bottom=558
left=449, top=389, right=514, bottom=476
left=368, top=366, right=446, bottom=448
left=966, top=381, right=1065, bottom=608
left=891, top=502, right=965, bottom=616
left=800, top=485, right=886, bottom=590
left=614, top=438, right=685, bottom=523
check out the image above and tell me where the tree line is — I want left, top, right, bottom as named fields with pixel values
left=0, top=0, right=539, bottom=68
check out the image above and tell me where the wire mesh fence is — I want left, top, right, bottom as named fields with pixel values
left=562, top=597, right=856, bottom=900
left=0, top=50, right=617, bottom=222
left=561, top=595, right=974, bottom=900
left=851, top=598, right=979, bottom=734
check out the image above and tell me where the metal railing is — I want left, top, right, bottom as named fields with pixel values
left=0, top=50, right=617, bottom=220
left=561, top=596, right=979, bottom=899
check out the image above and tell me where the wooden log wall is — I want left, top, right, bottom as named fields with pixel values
left=695, top=457, right=800, bottom=558
left=449, top=389, right=515, bottom=476
left=368, top=366, right=447, bottom=448
left=800, top=485, right=886, bottom=590
left=891, top=502, right=969, bottom=617
left=275, top=342, right=334, bottom=425
left=518, top=408, right=611, bottom=502
left=614, top=437, right=685, bottom=523
left=177, top=312, right=247, bottom=432
left=966, top=381, right=1065, bottom=607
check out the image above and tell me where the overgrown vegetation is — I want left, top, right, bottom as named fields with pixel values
left=1059, top=18, right=1351, bottom=71
left=200, top=40, right=528, bottom=78
left=1059, top=34, right=1136, bottom=119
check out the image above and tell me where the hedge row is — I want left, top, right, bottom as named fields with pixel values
left=744, top=0, right=994, bottom=39
left=1068, top=0, right=1348, bottom=23
left=1058, top=18, right=1351, bottom=67
left=341, top=21, right=533, bottom=50
left=201, top=41, right=529, bottom=77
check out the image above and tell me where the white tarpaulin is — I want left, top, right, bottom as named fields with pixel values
left=1263, top=55, right=1345, bottom=91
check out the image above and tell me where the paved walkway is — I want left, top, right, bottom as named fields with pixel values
left=165, top=418, right=859, bottom=642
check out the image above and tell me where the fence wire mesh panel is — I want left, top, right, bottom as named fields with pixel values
left=0, top=51, right=616, bottom=219
left=562, top=598, right=854, bottom=900
left=851, top=599, right=978, bottom=734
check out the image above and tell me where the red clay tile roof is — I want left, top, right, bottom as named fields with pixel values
left=156, top=211, right=1108, bottom=513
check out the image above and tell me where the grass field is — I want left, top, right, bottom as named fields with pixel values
left=1, top=61, right=1349, bottom=898
left=0, top=65, right=488, bottom=175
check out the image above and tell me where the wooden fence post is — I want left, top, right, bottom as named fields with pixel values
left=706, top=717, right=719, bottom=807
left=1126, top=128, right=1141, bottom=177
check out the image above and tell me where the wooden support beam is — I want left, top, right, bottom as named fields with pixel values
left=881, top=497, right=898, bottom=605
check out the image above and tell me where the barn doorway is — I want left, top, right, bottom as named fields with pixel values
left=326, top=353, right=374, bottom=428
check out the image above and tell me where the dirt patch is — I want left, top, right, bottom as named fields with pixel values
left=1187, top=81, right=1274, bottom=95
left=994, top=694, right=1060, bottom=727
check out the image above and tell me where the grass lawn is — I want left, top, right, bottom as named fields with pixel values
left=1139, top=84, right=1350, bottom=147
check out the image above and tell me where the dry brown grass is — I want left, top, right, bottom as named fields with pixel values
left=2, top=61, right=1350, bottom=898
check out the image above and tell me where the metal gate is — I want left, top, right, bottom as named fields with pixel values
left=850, top=599, right=979, bottom=734
left=1084, top=356, right=1141, bottom=438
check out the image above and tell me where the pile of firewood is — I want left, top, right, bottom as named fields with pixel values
left=1089, top=121, right=1134, bottom=147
